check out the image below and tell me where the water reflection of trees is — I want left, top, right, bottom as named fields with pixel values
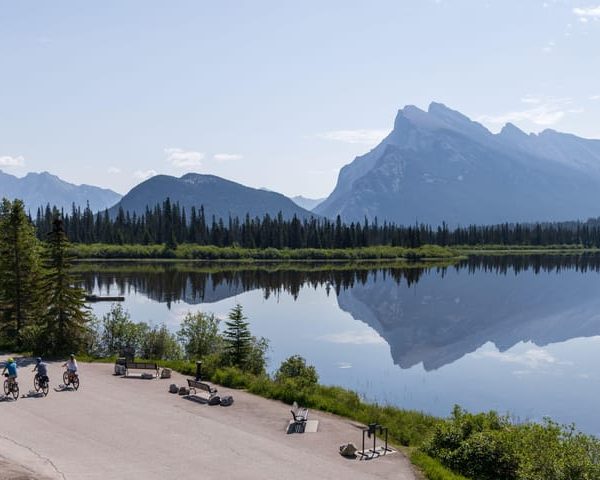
left=77, top=254, right=600, bottom=307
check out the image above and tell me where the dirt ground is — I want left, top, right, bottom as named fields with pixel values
left=0, top=357, right=417, bottom=480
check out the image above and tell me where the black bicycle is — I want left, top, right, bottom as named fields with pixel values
left=33, top=374, right=50, bottom=396
left=63, top=369, right=79, bottom=391
left=3, top=374, right=19, bottom=400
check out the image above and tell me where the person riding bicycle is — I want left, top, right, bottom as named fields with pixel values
left=32, top=357, right=49, bottom=383
left=2, top=357, right=18, bottom=387
left=63, top=354, right=78, bottom=379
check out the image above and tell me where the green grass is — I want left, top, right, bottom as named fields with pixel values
left=65, top=242, right=600, bottom=262
left=410, top=450, right=470, bottom=480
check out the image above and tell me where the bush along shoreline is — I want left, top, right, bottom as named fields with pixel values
left=66, top=242, right=457, bottom=261
left=76, top=304, right=600, bottom=480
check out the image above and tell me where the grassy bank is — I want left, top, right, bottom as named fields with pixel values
left=454, top=244, right=600, bottom=255
left=67, top=243, right=457, bottom=261
left=66, top=242, right=600, bottom=262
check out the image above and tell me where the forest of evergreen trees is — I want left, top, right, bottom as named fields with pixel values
left=32, top=199, right=600, bottom=249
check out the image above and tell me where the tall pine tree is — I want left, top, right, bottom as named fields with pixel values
left=222, top=304, right=252, bottom=368
left=41, top=217, right=90, bottom=354
left=0, top=199, right=43, bottom=345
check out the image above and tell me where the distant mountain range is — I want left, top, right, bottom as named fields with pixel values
left=109, top=173, right=315, bottom=220
left=315, top=102, right=600, bottom=225
left=6, top=103, right=600, bottom=226
left=0, top=170, right=122, bottom=213
left=291, top=196, right=325, bottom=211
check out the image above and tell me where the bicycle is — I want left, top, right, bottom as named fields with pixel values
left=3, top=374, right=19, bottom=400
left=63, top=369, right=79, bottom=391
left=33, top=373, right=50, bottom=396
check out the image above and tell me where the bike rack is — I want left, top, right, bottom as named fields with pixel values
left=357, top=423, right=393, bottom=460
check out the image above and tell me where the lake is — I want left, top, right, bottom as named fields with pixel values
left=79, top=255, right=600, bottom=435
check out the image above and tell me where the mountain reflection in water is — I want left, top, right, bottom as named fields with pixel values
left=79, top=254, right=600, bottom=371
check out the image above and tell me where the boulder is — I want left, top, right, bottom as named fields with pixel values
left=169, top=384, right=179, bottom=394
left=160, top=368, right=172, bottom=379
left=339, top=443, right=358, bottom=457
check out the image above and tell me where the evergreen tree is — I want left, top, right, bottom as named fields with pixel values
left=41, top=217, right=90, bottom=354
left=0, top=199, right=43, bottom=344
left=222, top=304, right=252, bottom=368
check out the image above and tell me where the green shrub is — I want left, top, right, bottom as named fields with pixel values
left=274, top=355, right=319, bottom=387
left=410, top=450, right=470, bottom=480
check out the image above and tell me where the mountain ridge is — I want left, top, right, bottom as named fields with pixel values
left=315, top=102, right=600, bottom=225
left=0, top=170, right=122, bottom=213
left=109, top=172, right=316, bottom=220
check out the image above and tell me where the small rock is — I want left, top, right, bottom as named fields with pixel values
left=178, top=386, right=190, bottom=395
left=169, top=384, right=179, bottom=394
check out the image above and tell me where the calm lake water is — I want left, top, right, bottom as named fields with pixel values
left=80, top=255, right=600, bottom=435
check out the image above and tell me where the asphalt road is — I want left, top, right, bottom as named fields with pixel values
left=0, top=357, right=417, bottom=480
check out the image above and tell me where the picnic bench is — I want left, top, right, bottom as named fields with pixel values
left=125, top=362, right=159, bottom=378
left=187, top=378, right=218, bottom=400
left=291, top=401, right=309, bottom=425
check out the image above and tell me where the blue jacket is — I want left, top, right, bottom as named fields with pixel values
left=6, top=361, right=17, bottom=377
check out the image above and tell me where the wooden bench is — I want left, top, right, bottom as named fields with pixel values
left=291, top=401, right=309, bottom=424
left=125, top=362, right=159, bottom=378
left=187, top=379, right=218, bottom=400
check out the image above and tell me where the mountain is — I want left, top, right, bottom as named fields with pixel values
left=291, top=195, right=325, bottom=211
left=111, top=173, right=315, bottom=220
left=0, top=170, right=122, bottom=213
left=314, top=102, right=600, bottom=225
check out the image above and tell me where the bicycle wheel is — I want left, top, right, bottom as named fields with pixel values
left=72, top=375, right=79, bottom=391
left=34, top=375, right=40, bottom=392
left=63, top=371, right=69, bottom=385
left=3, top=379, right=8, bottom=396
left=11, top=382, right=19, bottom=400
left=41, top=378, right=49, bottom=396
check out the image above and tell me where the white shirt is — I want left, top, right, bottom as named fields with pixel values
left=66, top=359, right=78, bottom=372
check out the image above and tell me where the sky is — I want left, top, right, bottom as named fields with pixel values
left=1, top=0, right=600, bottom=198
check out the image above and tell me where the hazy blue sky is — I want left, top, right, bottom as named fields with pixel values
left=1, top=0, right=600, bottom=197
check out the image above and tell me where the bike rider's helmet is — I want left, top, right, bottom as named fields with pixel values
left=7, top=357, right=14, bottom=363
left=36, top=357, right=42, bottom=363
left=70, top=353, right=75, bottom=358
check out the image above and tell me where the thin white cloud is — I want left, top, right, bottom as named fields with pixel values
left=0, top=155, right=25, bottom=167
left=107, top=166, right=121, bottom=174
left=573, top=6, right=600, bottom=18
left=318, top=330, right=385, bottom=345
left=214, top=153, right=243, bottom=161
left=542, top=40, right=555, bottom=53
left=133, top=169, right=157, bottom=180
left=317, top=129, right=389, bottom=145
left=590, top=94, right=600, bottom=100
left=164, top=148, right=204, bottom=168
left=336, top=362, right=353, bottom=369
left=473, top=346, right=572, bottom=370
left=478, top=97, right=578, bottom=128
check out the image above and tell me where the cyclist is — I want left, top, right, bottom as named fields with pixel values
left=63, top=354, right=78, bottom=380
left=2, top=357, right=18, bottom=387
left=32, top=357, right=49, bottom=383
